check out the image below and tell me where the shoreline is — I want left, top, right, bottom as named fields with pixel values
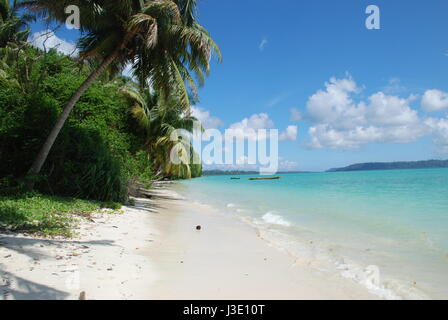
left=145, top=189, right=379, bottom=300
left=1, top=187, right=379, bottom=300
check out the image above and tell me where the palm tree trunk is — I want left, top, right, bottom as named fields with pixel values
left=26, top=34, right=132, bottom=190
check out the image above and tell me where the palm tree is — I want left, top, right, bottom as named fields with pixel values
left=0, top=0, right=33, bottom=48
left=20, top=0, right=220, bottom=188
left=120, top=83, right=201, bottom=179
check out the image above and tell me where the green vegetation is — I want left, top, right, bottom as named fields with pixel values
left=0, top=0, right=33, bottom=47
left=20, top=0, right=220, bottom=189
left=0, top=48, right=151, bottom=202
left=0, top=192, right=101, bottom=237
left=0, top=1, right=220, bottom=236
left=120, top=85, right=202, bottom=179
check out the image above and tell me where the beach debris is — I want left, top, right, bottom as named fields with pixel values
left=107, top=267, right=113, bottom=271
left=180, top=261, right=184, bottom=264
left=79, top=291, right=86, bottom=300
left=3, top=255, right=11, bottom=259
left=196, top=225, right=202, bottom=231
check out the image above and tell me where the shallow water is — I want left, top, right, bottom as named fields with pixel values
left=176, top=168, right=448, bottom=299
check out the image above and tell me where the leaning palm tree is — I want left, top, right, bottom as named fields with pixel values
left=20, top=0, right=220, bottom=188
left=0, top=0, right=34, bottom=47
left=120, top=83, right=201, bottom=179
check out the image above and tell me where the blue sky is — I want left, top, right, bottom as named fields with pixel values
left=28, top=0, right=448, bottom=171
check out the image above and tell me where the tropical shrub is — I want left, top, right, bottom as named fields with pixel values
left=0, top=48, right=151, bottom=201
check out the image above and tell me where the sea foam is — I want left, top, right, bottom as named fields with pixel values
left=261, top=212, right=292, bottom=227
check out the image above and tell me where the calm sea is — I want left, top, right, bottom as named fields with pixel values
left=176, top=168, right=448, bottom=299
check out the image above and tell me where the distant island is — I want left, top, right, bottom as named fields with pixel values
left=327, top=160, right=448, bottom=172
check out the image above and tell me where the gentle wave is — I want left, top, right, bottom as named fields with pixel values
left=237, top=213, right=429, bottom=300
left=260, top=212, right=292, bottom=227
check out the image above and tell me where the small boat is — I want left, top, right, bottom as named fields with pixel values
left=230, top=177, right=241, bottom=180
left=249, top=176, right=281, bottom=181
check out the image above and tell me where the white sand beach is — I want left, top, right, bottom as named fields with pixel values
left=0, top=187, right=378, bottom=300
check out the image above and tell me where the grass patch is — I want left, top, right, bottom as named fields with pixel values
left=101, top=202, right=122, bottom=210
left=0, top=192, right=101, bottom=237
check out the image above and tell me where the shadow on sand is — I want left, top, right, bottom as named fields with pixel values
left=0, top=269, right=70, bottom=300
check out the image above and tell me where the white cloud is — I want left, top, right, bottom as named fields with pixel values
left=259, top=38, right=268, bottom=51
left=230, top=113, right=274, bottom=130
left=366, top=92, right=419, bottom=126
left=307, top=77, right=365, bottom=130
left=289, top=108, right=302, bottom=122
left=309, top=124, right=427, bottom=150
left=190, top=109, right=296, bottom=143
left=425, top=117, right=448, bottom=153
left=191, top=106, right=223, bottom=129
left=279, top=125, right=298, bottom=141
left=226, top=113, right=274, bottom=141
left=29, top=30, right=78, bottom=56
left=306, top=76, right=427, bottom=150
left=222, top=112, right=298, bottom=142
left=422, top=89, right=448, bottom=112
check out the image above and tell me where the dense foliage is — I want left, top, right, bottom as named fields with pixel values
left=19, top=0, right=220, bottom=185
left=0, top=0, right=219, bottom=205
left=0, top=48, right=152, bottom=201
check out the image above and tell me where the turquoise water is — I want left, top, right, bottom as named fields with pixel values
left=177, top=168, right=448, bottom=299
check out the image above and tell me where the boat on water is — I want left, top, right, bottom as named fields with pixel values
left=248, top=176, right=281, bottom=181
